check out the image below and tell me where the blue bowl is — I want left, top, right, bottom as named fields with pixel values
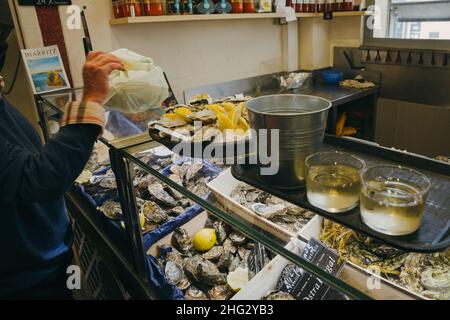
left=322, top=70, right=343, bottom=85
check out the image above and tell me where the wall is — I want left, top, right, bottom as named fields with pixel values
left=60, top=0, right=286, bottom=101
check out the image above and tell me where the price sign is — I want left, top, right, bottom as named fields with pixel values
left=18, top=0, right=72, bottom=6
left=279, top=238, right=347, bottom=300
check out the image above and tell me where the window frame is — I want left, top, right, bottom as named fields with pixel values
left=363, top=0, right=450, bottom=50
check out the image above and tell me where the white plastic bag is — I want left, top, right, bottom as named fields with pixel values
left=104, top=48, right=170, bottom=114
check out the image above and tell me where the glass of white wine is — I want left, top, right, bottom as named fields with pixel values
left=360, top=165, right=431, bottom=236
left=305, top=151, right=366, bottom=213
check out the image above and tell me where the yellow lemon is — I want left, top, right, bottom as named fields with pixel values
left=174, top=107, right=193, bottom=120
left=120, top=213, right=146, bottom=230
left=163, top=113, right=185, bottom=121
left=217, top=112, right=235, bottom=131
left=192, top=228, right=216, bottom=252
left=207, top=104, right=225, bottom=114
left=222, top=102, right=236, bottom=113
left=227, top=267, right=249, bottom=292
left=236, top=117, right=250, bottom=132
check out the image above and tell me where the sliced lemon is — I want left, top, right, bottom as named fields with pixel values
left=227, top=267, right=249, bottom=292
left=207, top=104, right=225, bottom=114
left=236, top=117, right=250, bottom=132
left=192, top=228, right=217, bottom=252
left=163, top=113, right=185, bottom=121
left=174, top=107, right=193, bottom=120
left=222, top=102, right=236, bottom=113
left=217, top=112, right=235, bottom=131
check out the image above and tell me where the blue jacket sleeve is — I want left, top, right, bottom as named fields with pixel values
left=0, top=124, right=101, bottom=204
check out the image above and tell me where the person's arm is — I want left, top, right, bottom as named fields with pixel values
left=0, top=51, right=124, bottom=204
left=0, top=119, right=100, bottom=203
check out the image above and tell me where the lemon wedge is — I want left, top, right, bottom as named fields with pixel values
left=192, top=228, right=217, bottom=252
left=207, top=104, right=225, bottom=114
left=217, top=112, right=235, bottom=131
left=163, top=113, right=185, bottom=121
left=222, top=102, right=236, bottom=113
left=174, top=107, right=193, bottom=120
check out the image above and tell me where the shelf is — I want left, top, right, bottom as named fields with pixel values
left=110, top=11, right=368, bottom=25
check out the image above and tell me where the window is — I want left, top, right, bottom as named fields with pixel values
left=372, top=0, right=450, bottom=40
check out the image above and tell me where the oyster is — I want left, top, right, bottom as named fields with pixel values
left=99, top=176, right=117, bottom=189
left=217, top=251, right=233, bottom=272
left=202, top=246, right=224, bottom=262
left=209, top=285, right=233, bottom=300
left=166, top=249, right=185, bottom=267
left=178, top=277, right=191, bottom=291
left=184, top=255, right=204, bottom=283
left=213, top=221, right=229, bottom=245
left=184, top=162, right=204, bottom=182
left=170, top=165, right=186, bottom=180
left=168, top=174, right=184, bottom=200
left=197, top=260, right=227, bottom=286
left=165, top=261, right=183, bottom=285
left=141, top=201, right=168, bottom=224
left=148, top=183, right=177, bottom=207
left=223, top=239, right=238, bottom=255
left=97, top=201, right=122, bottom=220
left=169, top=206, right=185, bottom=217
left=238, top=248, right=251, bottom=261
left=229, top=232, right=247, bottom=245
left=229, top=255, right=242, bottom=272
left=142, top=222, right=159, bottom=233
left=263, top=291, right=295, bottom=300
left=184, top=255, right=227, bottom=286
left=172, top=228, right=192, bottom=254
left=185, top=286, right=208, bottom=300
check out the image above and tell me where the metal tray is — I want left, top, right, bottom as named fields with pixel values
left=149, top=128, right=250, bottom=159
left=231, top=135, right=450, bottom=253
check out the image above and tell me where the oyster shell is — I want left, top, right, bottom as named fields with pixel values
left=166, top=249, right=185, bottom=267
left=168, top=174, right=184, bottom=200
left=229, top=255, right=242, bottom=273
left=97, top=201, right=122, bottom=220
left=263, top=291, right=295, bottom=300
left=169, top=206, right=185, bottom=216
left=213, top=221, right=229, bottom=245
left=229, top=232, right=247, bottom=245
left=185, top=286, right=208, bottom=300
left=165, top=261, right=183, bottom=285
left=238, top=247, right=251, bottom=261
left=178, top=277, right=191, bottom=291
left=184, top=163, right=204, bottom=182
left=197, top=260, right=227, bottom=286
left=141, top=201, right=168, bottom=224
left=184, top=255, right=204, bottom=283
left=202, top=246, right=224, bottom=262
left=209, top=285, right=233, bottom=300
left=172, top=228, right=193, bottom=254
left=170, top=165, right=186, bottom=180
left=217, top=251, right=233, bottom=272
left=148, top=183, right=177, bottom=207
left=223, top=239, right=238, bottom=255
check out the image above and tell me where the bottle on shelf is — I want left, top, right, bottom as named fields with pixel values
left=343, top=0, right=353, bottom=11
left=325, top=0, right=334, bottom=12
left=216, top=0, right=233, bottom=13
left=197, top=0, right=216, bottom=13
left=317, top=0, right=325, bottom=12
left=243, top=0, right=255, bottom=13
left=334, top=0, right=343, bottom=11
left=296, top=0, right=302, bottom=12
left=308, top=0, right=317, bottom=12
left=167, top=0, right=182, bottom=14
left=144, top=0, right=163, bottom=15
left=182, top=0, right=194, bottom=14
left=231, top=0, right=244, bottom=13
left=112, top=0, right=123, bottom=18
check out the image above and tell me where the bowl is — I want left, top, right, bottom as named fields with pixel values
left=322, top=70, right=343, bottom=85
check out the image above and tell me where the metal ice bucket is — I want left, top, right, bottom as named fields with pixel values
left=246, top=94, right=332, bottom=189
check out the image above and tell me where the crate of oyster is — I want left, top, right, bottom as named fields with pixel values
left=148, top=211, right=275, bottom=300
left=90, top=147, right=223, bottom=239
left=207, top=168, right=315, bottom=243
left=232, top=224, right=435, bottom=301
left=298, top=217, right=449, bottom=300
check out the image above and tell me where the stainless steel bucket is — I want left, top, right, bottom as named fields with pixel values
left=246, top=94, right=332, bottom=189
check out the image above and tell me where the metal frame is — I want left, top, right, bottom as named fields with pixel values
left=35, top=91, right=377, bottom=300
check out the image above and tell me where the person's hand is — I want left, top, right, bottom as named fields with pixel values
left=0, top=75, right=5, bottom=92
left=82, top=51, right=124, bottom=105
